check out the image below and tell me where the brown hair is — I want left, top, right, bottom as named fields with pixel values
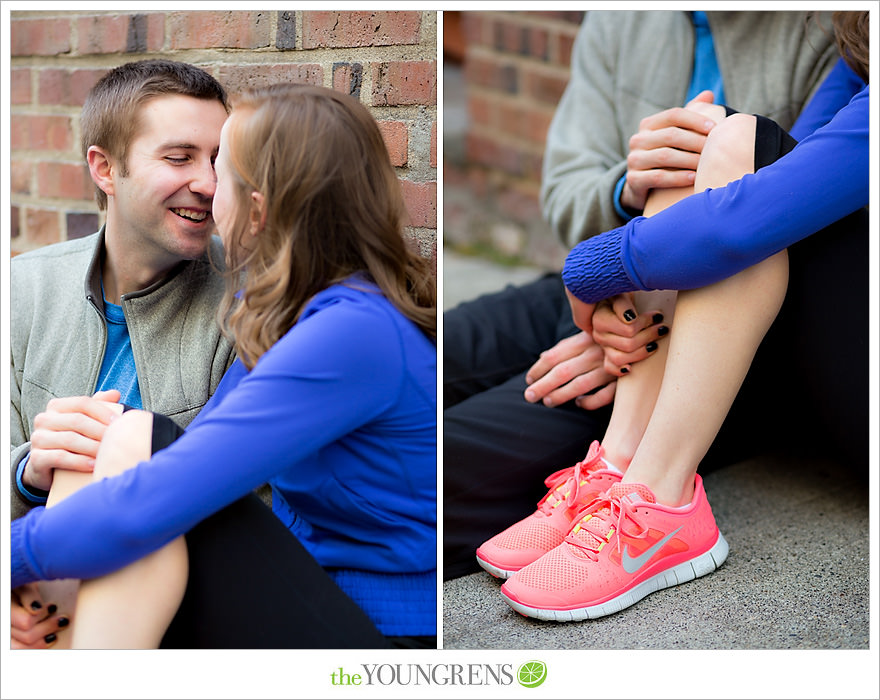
left=81, top=59, right=228, bottom=209
left=833, top=11, right=869, bottom=83
left=218, top=83, right=436, bottom=369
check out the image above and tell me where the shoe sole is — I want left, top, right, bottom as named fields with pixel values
left=502, top=531, right=729, bottom=621
left=475, top=552, right=518, bottom=579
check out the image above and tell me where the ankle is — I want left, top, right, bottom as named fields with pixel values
left=620, top=471, right=695, bottom=508
left=600, top=445, right=632, bottom=473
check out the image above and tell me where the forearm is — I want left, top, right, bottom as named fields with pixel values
left=542, top=156, right=629, bottom=249
left=540, top=17, right=632, bottom=248
left=564, top=89, right=868, bottom=303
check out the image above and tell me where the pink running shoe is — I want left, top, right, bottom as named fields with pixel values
left=475, top=441, right=622, bottom=579
left=500, top=475, right=728, bottom=621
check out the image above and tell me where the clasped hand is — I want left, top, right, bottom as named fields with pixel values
left=524, top=292, right=668, bottom=410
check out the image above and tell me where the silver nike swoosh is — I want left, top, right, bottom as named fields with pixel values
left=621, top=526, right=683, bottom=574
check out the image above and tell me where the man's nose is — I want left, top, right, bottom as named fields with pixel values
left=190, top=158, right=217, bottom=198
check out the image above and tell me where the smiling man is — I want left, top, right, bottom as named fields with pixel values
left=10, top=60, right=237, bottom=647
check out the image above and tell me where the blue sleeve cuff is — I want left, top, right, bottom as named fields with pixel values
left=562, top=226, right=637, bottom=303
left=12, top=510, right=46, bottom=588
left=613, top=174, right=638, bottom=222
left=16, top=455, right=49, bottom=505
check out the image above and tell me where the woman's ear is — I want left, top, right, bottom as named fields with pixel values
left=87, top=146, right=116, bottom=199
left=249, top=191, right=266, bottom=235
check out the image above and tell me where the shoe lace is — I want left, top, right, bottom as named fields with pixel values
left=564, top=488, right=649, bottom=562
left=536, top=441, right=605, bottom=515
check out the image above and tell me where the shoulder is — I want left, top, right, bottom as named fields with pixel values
left=269, top=282, right=431, bottom=368
left=579, top=11, right=687, bottom=50
left=12, top=233, right=99, bottom=271
left=299, top=282, right=406, bottom=343
left=11, top=234, right=99, bottom=301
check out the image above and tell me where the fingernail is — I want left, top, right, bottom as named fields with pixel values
left=524, top=390, right=535, bottom=402
left=646, top=341, right=658, bottom=352
left=543, top=396, right=554, bottom=408
left=652, top=313, right=664, bottom=324
left=623, top=309, right=636, bottom=322
left=44, top=633, right=57, bottom=645
left=621, top=366, right=630, bottom=374
left=657, top=326, right=669, bottom=337
left=30, top=601, right=42, bottom=611
left=57, top=617, right=70, bottom=628
left=47, top=604, right=57, bottom=615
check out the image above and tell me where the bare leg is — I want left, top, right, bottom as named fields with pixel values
left=69, top=410, right=188, bottom=648
left=600, top=103, right=729, bottom=470
left=599, top=288, right=676, bottom=469
left=37, top=402, right=126, bottom=649
left=621, top=112, right=789, bottom=505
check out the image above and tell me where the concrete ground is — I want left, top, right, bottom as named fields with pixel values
left=441, top=249, right=873, bottom=656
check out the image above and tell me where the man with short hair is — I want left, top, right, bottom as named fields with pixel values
left=11, top=59, right=236, bottom=647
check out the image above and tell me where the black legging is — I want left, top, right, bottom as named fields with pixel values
left=442, top=114, right=868, bottom=581
left=132, top=412, right=433, bottom=649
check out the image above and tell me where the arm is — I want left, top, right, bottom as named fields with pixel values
left=790, top=58, right=867, bottom=140
left=563, top=85, right=868, bottom=303
left=10, top=350, right=38, bottom=520
left=540, top=15, right=639, bottom=248
left=12, top=293, right=409, bottom=587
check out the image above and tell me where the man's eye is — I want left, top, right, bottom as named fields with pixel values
left=166, top=156, right=189, bottom=164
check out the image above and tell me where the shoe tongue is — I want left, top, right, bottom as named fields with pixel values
left=568, top=483, right=656, bottom=553
left=608, top=482, right=656, bottom=505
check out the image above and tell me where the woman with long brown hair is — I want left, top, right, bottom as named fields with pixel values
left=12, top=84, right=437, bottom=648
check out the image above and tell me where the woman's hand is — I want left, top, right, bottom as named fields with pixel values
left=11, top=583, right=71, bottom=649
left=592, top=293, right=670, bottom=375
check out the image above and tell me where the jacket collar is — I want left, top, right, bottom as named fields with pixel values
left=84, top=225, right=107, bottom=316
left=83, top=224, right=193, bottom=312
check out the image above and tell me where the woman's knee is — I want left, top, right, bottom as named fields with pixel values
left=93, top=410, right=154, bottom=479
left=696, top=113, right=757, bottom=189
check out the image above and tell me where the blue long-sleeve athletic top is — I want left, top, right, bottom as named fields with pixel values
left=563, top=58, right=868, bottom=303
left=12, top=280, right=437, bottom=636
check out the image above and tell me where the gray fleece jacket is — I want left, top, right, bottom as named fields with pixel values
left=542, top=11, right=840, bottom=249
left=11, top=229, right=236, bottom=519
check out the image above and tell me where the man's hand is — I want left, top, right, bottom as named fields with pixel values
left=565, top=287, right=597, bottom=336
left=524, top=331, right=616, bottom=410
left=592, top=293, right=670, bottom=376
left=620, top=90, right=717, bottom=212
left=11, top=583, right=70, bottom=649
left=24, top=390, right=123, bottom=492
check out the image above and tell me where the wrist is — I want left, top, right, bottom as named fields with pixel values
left=16, top=455, right=49, bottom=504
left=613, top=175, right=642, bottom=221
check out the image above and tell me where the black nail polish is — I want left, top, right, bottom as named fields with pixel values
left=47, top=604, right=57, bottom=615
left=653, top=313, right=664, bottom=324
left=57, top=617, right=70, bottom=628
left=623, top=309, right=637, bottom=322
left=646, top=341, right=658, bottom=352
left=621, top=366, right=630, bottom=374
left=657, top=326, right=669, bottom=337
left=30, top=601, right=42, bottom=611
left=44, top=633, right=57, bottom=645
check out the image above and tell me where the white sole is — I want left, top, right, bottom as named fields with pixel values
left=503, top=531, right=729, bottom=621
left=475, top=554, right=518, bottom=580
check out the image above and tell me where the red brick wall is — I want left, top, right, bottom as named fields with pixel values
left=10, top=10, right=437, bottom=267
left=445, top=10, right=583, bottom=269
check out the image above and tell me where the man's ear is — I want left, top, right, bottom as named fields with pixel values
left=87, top=146, right=116, bottom=199
left=249, top=191, right=267, bottom=235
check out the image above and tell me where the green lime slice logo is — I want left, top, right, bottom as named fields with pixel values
left=517, top=660, right=547, bottom=688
